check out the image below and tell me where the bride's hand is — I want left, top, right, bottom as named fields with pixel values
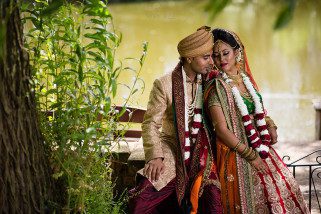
left=250, top=156, right=268, bottom=174
left=268, top=127, right=278, bottom=145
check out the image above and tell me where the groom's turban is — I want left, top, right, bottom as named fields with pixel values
left=177, top=26, right=214, bottom=58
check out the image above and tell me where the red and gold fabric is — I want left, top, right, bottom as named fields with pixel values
left=204, top=76, right=309, bottom=214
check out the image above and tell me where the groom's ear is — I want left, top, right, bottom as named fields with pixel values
left=186, top=57, right=192, bottom=64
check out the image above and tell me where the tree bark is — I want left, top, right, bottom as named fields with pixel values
left=0, top=1, right=53, bottom=213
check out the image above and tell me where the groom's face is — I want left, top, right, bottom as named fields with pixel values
left=189, top=50, right=214, bottom=75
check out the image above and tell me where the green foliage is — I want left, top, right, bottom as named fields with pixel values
left=205, top=0, right=231, bottom=21
left=274, top=0, right=296, bottom=30
left=205, top=0, right=299, bottom=30
left=23, top=0, right=146, bottom=212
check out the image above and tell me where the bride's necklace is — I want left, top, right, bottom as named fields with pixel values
left=227, top=72, right=242, bottom=86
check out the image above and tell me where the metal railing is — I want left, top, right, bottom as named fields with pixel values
left=282, top=150, right=321, bottom=212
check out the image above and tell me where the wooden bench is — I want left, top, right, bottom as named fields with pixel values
left=109, top=106, right=146, bottom=198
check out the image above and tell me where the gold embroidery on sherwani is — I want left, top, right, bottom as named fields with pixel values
left=138, top=73, right=177, bottom=191
left=139, top=62, right=221, bottom=207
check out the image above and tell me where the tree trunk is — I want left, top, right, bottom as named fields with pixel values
left=0, top=1, right=53, bottom=213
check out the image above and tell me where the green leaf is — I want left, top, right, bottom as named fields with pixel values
left=114, top=66, right=122, bottom=79
left=84, top=72, right=104, bottom=82
left=52, top=171, right=64, bottom=179
left=53, top=75, right=66, bottom=85
left=20, top=2, right=31, bottom=12
left=85, top=41, right=108, bottom=53
left=132, top=89, right=138, bottom=95
left=105, top=97, right=111, bottom=113
left=137, top=77, right=146, bottom=93
left=118, top=106, right=127, bottom=118
left=123, top=67, right=137, bottom=73
left=50, top=102, right=64, bottom=110
left=75, top=43, right=82, bottom=60
left=107, top=48, right=114, bottom=69
left=69, top=57, right=77, bottom=63
left=45, top=88, right=58, bottom=96
left=117, top=32, right=123, bottom=46
left=84, top=32, right=106, bottom=43
left=83, top=4, right=111, bottom=18
left=40, top=0, right=64, bottom=17
left=105, top=31, right=117, bottom=43
left=77, top=26, right=81, bottom=37
left=86, top=114, right=91, bottom=126
left=87, top=51, right=107, bottom=65
left=119, top=83, right=131, bottom=91
left=124, top=57, right=140, bottom=62
left=274, top=0, right=296, bottom=30
left=90, top=18, right=104, bottom=26
left=111, top=78, right=117, bottom=97
left=205, top=0, right=231, bottom=21
left=78, top=63, right=84, bottom=83
left=138, top=41, right=148, bottom=66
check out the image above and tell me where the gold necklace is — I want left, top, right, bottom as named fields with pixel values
left=227, top=73, right=242, bottom=86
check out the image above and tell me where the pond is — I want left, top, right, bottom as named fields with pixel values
left=110, top=0, right=321, bottom=143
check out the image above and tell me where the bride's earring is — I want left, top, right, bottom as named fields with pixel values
left=236, top=51, right=242, bottom=63
left=235, top=52, right=242, bottom=62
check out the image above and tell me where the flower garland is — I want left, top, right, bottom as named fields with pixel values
left=222, top=72, right=270, bottom=159
left=182, top=69, right=203, bottom=165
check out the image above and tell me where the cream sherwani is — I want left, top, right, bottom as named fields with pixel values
left=138, top=71, right=197, bottom=191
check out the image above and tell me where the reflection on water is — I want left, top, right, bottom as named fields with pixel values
left=110, top=0, right=321, bottom=142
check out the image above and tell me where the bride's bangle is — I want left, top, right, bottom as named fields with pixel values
left=242, top=147, right=253, bottom=159
left=232, top=141, right=241, bottom=152
left=246, top=150, right=258, bottom=161
left=239, top=146, right=249, bottom=156
left=265, top=116, right=278, bottom=129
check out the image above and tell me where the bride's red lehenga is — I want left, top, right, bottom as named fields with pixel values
left=204, top=29, right=309, bottom=214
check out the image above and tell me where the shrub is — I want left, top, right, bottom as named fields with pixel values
left=23, top=0, right=147, bottom=212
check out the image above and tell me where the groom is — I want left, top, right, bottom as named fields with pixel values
left=129, top=26, right=223, bottom=214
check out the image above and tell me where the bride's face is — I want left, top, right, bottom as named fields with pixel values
left=213, top=41, right=238, bottom=74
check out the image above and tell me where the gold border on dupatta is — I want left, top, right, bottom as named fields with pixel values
left=216, top=78, right=256, bottom=213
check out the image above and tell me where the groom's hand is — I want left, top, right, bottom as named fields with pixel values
left=143, top=157, right=165, bottom=182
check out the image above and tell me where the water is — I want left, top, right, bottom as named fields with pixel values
left=110, top=0, right=321, bottom=142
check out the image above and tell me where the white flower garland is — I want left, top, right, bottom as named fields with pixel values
left=222, top=72, right=271, bottom=159
left=182, top=69, right=203, bottom=165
